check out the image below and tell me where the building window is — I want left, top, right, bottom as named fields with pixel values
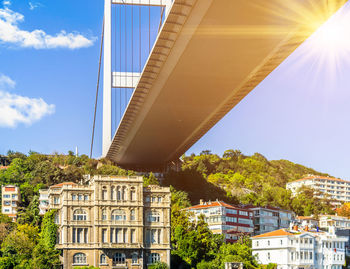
left=73, top=209, right=87, bottom=221
left=54, top=213, right=59, bottom=224
left=78, top=194, right=83, bottom=201
left=132, top=253, right=138, bottom=264
left=267, top=252, right=270, bottom=260
left=256, top=241, right=259, bottom=247
left=111, top=209, right=126, bottom=221
left=158, top=196, right=162, bottom=203
left=113, top=253, right=125, bottom=265
left=102, top=187, right=107, bottom=200
left=102, top=229, right=107, bottom=243
left=73, top=228, right=88, bottom=243
left=267, top=240, right=270, bottom=246
left=53, top=197, right=60, bottom=204
left=72, top=194, right=77, bottom=200
left=100, top=254, right=107, bottom=265
left=73, top=253, right=87, bottom=265
left=130, top=187, right=136, bottom=201
left=147, top=211, right=160, bottom=222
left=102, top=209, right=107, bottom=220
left=131, top=229, right=136, bottom=243
left=130, top=209, right=136, bottom=221
left=149, top=253, right=160, bottom=264
left=84, top=195, right=89, bottom=201
left=117, top=186, right=121, bottom=201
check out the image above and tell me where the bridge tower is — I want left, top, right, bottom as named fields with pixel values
left=102, top=0, right=172, bottom=157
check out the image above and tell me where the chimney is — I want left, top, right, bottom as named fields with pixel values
left=293, top=225, right=299, bottom=231
left=199, top=199, right=204, bottom=205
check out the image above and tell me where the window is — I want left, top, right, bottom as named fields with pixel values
left=145, top=196, right=150, bottom=202
left=102, top=229, right=107, bottom=243
left=111, top=209, right=126, bottom=221
left=3, top=194, right=10, bottom=199
left=267, top=240, right=270, bottom=246
left=130, top=187, right=136, bottom=201
left=117, top=187, right=121, bottom=201
left=73, top=209, right=87, bottom=221
left=72, top=194, right=77, bottom=200
left=132, top=253, right=138, bottom=264
left=267, top=252, right=270, bottom=260
left=78, top=194, right=83, bottom=201
left=113, top=253, right=125, bottom=265
left=110, top=228, right=127, bottom=243
left=3, top=201, right=10, bottom=206
left=111, top=186, right=116, bottom=200
left=130, top=209, right=136, bottom=221
left=147, top=211, right=160, bottom=222
left=84, top=195, right=89, bottom=201
left=102, top=209, right=107, bottom=220
left=149, top=253, right=160, bottom=264
left=256, top=241, right=259, bottom=247
left=131, top=229, right=136, bottom=243
left=280, top=240, right=283, bottom=245
left=239, top=211, right=248, bottom=216
left=102, top=187, right=107, bottom=200
left=53, top=197, right=60, bottom=204
left=100, top=254, right=107, bottom=264
left=54, top=213, right=59, bottom=224
left=12, top=194, right=17, bottom=199
left=73, top=253, right=86, bottom=265
left=158, top=197, right=162, bottom=203
left=73, top=228, right=88, bottom=243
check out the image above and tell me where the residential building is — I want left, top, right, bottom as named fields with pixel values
left=39, top=189, right=50, bottom=215
left=42, top=175, right=171, bottom=269
left=185, top=200, right=254, bottom=242
left=1, top=185, right=20, bottom=222
left=296, top=216, right=319, bottom=229
left=319, top=215, right=350, bottom=231
left=244, top=205, right=295, bottom=235
left=252, top=227, right=347, bottom=269
left=287, top=175, right=350, bottom=203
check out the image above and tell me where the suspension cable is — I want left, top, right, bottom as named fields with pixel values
left=90, top=16, right=104, bottom=159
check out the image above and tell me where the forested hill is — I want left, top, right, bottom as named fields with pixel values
left=0, top=150, right=334, bottom=217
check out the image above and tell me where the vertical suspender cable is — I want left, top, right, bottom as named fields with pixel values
left=90, top=16, right=104, bottom=159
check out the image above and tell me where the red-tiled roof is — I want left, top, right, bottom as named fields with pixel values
left=297, top=216, right=317, bottom=220
left=186, top=201, right=248, bottom=211
left=252, top=229, right=293, bottom=238
left=289, top=176, right=348, bottom=184
left=51, top=182, right=77, bottom=188
left=0, top=166, right=9, bottom=170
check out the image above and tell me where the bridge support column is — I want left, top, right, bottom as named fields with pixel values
left=102, top=0, right=112, bottom=157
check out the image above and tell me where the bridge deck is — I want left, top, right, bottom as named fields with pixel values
left=106, top=0, right=346, bottom=170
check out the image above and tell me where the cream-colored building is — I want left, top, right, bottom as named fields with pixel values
left=41, top=175, right=171, bottom=269
left=1, top=185, right=20, bottom=222
left=286, top=175, right=350, bottom=203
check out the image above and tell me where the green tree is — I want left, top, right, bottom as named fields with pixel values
left=148, top=261, right=169, bottom=269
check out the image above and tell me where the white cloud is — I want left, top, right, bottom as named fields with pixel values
left=2, top=1, right=10, bottom=7
left=0, top=74, right=15, bottom=89
left=0, top=6, right=95, bottom=49
left=0, top=74, right=55, bottom=128
left=29, top=2, right=41, bottom=11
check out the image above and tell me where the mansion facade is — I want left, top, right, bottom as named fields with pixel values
left=39, top=175, right=171, bottom=269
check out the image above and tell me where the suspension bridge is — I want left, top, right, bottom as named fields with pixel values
left=91, top=0, right=347, bottom=171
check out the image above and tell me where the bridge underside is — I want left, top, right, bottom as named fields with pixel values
left=106, top=0, right=346, bottom=170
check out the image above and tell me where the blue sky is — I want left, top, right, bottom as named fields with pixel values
left=1, top=1, right=350, bottom=180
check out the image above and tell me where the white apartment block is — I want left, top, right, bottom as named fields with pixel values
left=39, top=189, right=49, bottom=215
left=319, top=215, right=350, bottom=231
left=252, top=228, right=347, bottom=269
left=1, top=185, right=20, bottom=222
left=287, top=175, right=350, bottom=203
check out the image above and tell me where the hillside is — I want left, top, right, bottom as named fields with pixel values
left=0, top=149, right=334, bottom=217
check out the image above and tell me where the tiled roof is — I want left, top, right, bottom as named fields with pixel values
left=0, top=166, right=9, bottom=170
left=289, top=176, right=348, bottom=184
left=186, top=201, right=247, bottom=211
left=51, top=182, right=77, bottom=188
left=252, top=229, right=293, bottom=238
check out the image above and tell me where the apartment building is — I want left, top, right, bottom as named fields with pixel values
left=1, top=185, right=20, bottom=222
left=319, top=215, right=350, bottom=231
left=287, top=175, right=350, bottom=203
left=244, top=205, right=295, bottom=235
left=252, top=228, right=347, bottom=269
left=41, top=175, right=171, bottom=269
left=296, top=216, right=319, bottom=229
left=39, top=189, right=50, bottom=215
left=185, top=200, right=254, bottom=242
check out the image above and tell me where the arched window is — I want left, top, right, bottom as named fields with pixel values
left=132, top=253, right=138, bottom=264
left=130, top=187, right=136, bottom=201
left=117, top=186, right=121, bottom=201
left=149, top=253, right=160, bottom=264
left=54, top=213, right=59, bottom=224
left=73, top=209, right=87, bottom=221
left=122, top=186, right=127, bottom=200
left=102, top=186, right=107, bottom=200
left=102, top=209, right=107, bottom=221
left=73, top=253, right=87, bottom=264
left=113, top=253, right=125, bottom=265
left=147, top=211, right=160, bottom=222
left=111, top=209, right=126, bottom=221
left=111, top=186, right=116, bottom=200
left=100, top=254, right=107, bottom=264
